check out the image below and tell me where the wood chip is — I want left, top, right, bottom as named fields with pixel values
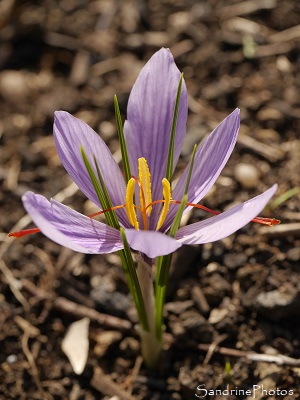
left=217, top=0, right=276, bottom=19
left=258, top=223, right=300, bottom=237
left=91, top=368, right=137, bottom=400
left=238, top=134, right=284, bottom=162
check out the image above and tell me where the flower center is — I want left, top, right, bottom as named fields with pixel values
left=125, top=157, right=171, bottom=231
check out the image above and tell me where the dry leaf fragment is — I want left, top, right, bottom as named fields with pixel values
left=61, top=317, right=90, bottom=374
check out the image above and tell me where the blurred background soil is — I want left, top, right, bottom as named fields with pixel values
left=0, top=0, right=300, bottom=399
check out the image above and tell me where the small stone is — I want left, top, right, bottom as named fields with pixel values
left=94, top=331, right=122, bottom=357
left=257, top=107, right=283, bottom=121
left=254, top=287, right=300, bottom=320
left=256, top=128, right=280, bottom=142
left=98, top=121, right=115, bottom=141
left=224, top=253, right=247, bottom=270
left=208, top=308, right=228, bottom=324
left=287, top=247, right=300, bottom=262
left=168, top=12, right=193, bottom=31
left=234, top=162, right=260, bottom=188
left=0, top=70, right=31, bottom=100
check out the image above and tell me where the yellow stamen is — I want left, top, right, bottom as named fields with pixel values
left=138, top=157, right=152, bottom=216
left=125, top=178, right=139, bottom=230
left=156, top=178, right=171, bottom=230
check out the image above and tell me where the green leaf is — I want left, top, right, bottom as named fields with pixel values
left=120, top=228, right=149, bottom=331
left=169, top=194, right=187, bottom=238
left=114, top=95, right=132, bottom=184
left=165, top=74, right=184, bottom=183
left=81, top=148, right=150, bottom=332
left=80, top=146, right=117, bottom=228
left=184, top=144, right=197, bottom=194
left=155, top=253, right=172, bottom=340
left=155, top=144, right=197, bottom=340
left=169, top=144, right=197, bottom=238
left=93, top=155, right=119, bottom=229
left=269, top=187, right=300, bottom=210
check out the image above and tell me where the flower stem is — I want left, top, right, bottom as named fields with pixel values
left=119, top=229, right=149, bottom=332
left=136, top=254, right=162, bottom=368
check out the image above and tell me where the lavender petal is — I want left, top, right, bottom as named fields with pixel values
left=163, top=109, right=240, bottom=230
left=54, top=111, right=128, bottom=227
left=23, top=192, right=123, bottom=254
left=176, top=185, right=277, bottom=244
left=125, top=228, right=182, bottom=258
left=124, top=48, right=188, bottom=218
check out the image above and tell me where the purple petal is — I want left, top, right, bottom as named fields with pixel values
left=163, top=109, right=240, bottom=230
left=23, top=192, right=123, bottom=254
left=176, top=185, right=277, bottom=244
left=125, top=228, right=182, bottom=258
left=54, top=111, right=129, bottom=227
left=124, top=48, right=188, bottom=211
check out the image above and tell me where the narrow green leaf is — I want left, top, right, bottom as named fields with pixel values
left=114, top=95, right=132, bottom=184
left=169, top=144, right=196, bottom=238
left=155, top=145, right=196, bottom=340
left=155, top=194, right=187, bottom=340
left=269, top=187, right=300, bottom=210
left=165, top=74, right=184, bottom=183
left=81, top=146, right=115, bottom=228
left=81, top=147, right=150, bottom=331
left=93, top=155, right=119, bottom=229
left=81, top=147, right=107, bottom=211
left=155, top=253, right=172, bottom=339
left=184, top=144, right=197, bottom=194
left=120, top=228, right=149, bottom=331
left=169, top=194, right=187, bottom=238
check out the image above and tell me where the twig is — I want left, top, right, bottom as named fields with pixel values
left=91, top=368, right=138, bottom=400
left=237, top=134, right=284, bottom=162
left=191, top=285, right=210, bottom=315
left=203, top=334, right=228, bottom=365
left=217, top=0, right=276, bottom=19
left=16, top=316, right=54, bottom=400
left=124, top=356, right=143, bottom=393
left=258, top=223, right=300, bottom=237
left=21, top=279, right=132, bottom=332
left=198, top=343, right=300, bottom=366
left=269, top=24, right=300, bottom=43
left=254, top=42, right=294, bottom=58
left=44, top=31, right=80, bottom=50
left=0, top=259, right=29, bottom=312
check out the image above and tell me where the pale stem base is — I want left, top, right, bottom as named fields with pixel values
left=135, top=324, right=163, bottom=369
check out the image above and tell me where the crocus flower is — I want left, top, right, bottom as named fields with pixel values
left=12, top=48, right=278, bottom=259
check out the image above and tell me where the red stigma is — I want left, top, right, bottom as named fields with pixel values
left=8, top=228, right=41, bottom=238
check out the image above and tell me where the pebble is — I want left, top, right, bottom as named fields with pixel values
left=0, top=70, right=31, bottom=100
left=234, top=162, right=260, bottom=188
left=286, top=247, right=300, bottom=262
left=254, top=287, right=300, bottom=320
left=208, top=307, right=228, bottom=324
left=257, top=107, right=283, bottom=121
left=256, top=128, right=280, bottom=142
left=224, top=253, right=248, bottom=270
left=94, top=331, right=122, bottom=357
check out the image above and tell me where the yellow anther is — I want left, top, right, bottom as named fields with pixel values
left=125, top=178, right=139, bottom=230
left=156, top=178, right=171, bottom=231
left=138, top=157, right=152, bottom=216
